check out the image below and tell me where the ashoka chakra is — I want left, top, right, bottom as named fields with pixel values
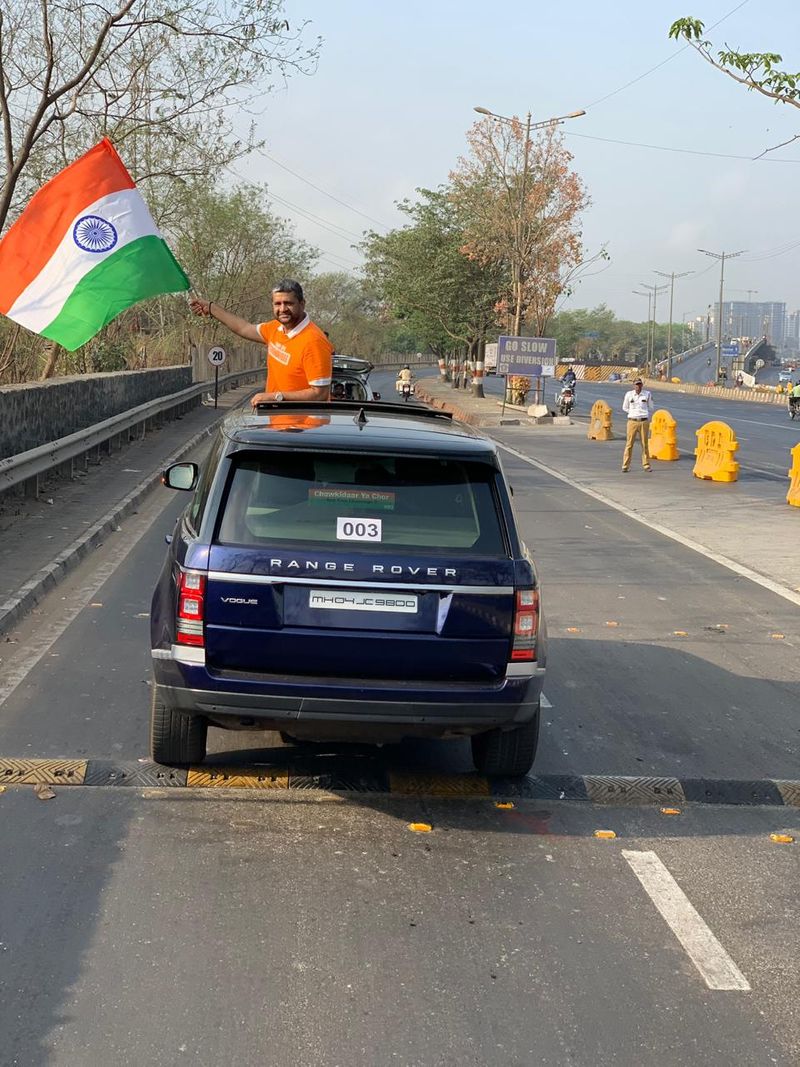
left=73, top=214, right=118, bottom=253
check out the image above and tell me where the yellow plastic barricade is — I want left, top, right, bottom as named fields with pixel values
left=587, top=399, right=613, bottom=441
left=787, top=443, right=800, bottom=508
left=649, top=409, right=679, bottom=462
left=693, top=421, right=739, bottom=483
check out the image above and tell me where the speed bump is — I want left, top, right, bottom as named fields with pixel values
left=0, top=758, right=87, bottom=785
left=186, top=767, right=289, bottom=788
left=584, top=775, right=685, bottom=806
left=389, top=772, right=490, bottom=797
left=0, top=757, right=798, bottom=807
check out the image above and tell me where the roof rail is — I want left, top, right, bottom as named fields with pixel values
left=252, top=399, right=453, bottom=421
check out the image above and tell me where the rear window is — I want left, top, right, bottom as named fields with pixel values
left=330, top=378, right=368, bottom=401
left=216, top=451, right=506, bottom=554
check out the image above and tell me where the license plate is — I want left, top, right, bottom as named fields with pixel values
left=308, top=589, right=418, bottom=614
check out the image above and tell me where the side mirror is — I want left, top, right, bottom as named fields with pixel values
left=162, top=462, right=198, bottom=491
left=373, top=391, right=381, bottom=400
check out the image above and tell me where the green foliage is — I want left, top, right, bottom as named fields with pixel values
left=549, top=305, right=683, bottom=362
left=669, top=17, right=800, bottom=107
left=362, top=187, right=505, bottom=353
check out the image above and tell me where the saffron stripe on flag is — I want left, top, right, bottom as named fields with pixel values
left=39, top=235, right=189, bottom=351
left=8, top=188, right=160, bottom=333
left=0, top=140, right=134, bottom=314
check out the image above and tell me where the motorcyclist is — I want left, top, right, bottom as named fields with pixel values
left=561, top=366, right=577, bottom=389
left=396, top=364, right=414, bottom=394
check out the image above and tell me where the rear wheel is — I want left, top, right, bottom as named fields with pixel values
left=471, top=705, right=540, bottom=777
left=150, top=684, right=207, bottom=765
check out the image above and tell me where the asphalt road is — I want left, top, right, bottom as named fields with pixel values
left=484, top=373, right=798, bottom=488
left=1, top=370, right=798, bottom=1064
left=670, top=341, right=718, bottom=384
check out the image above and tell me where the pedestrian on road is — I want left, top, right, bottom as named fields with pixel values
left=190, top=279, right=333, bottom=407
left=621, top=377, right=653, bottom=472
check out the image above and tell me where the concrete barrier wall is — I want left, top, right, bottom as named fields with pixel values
left=0, top=366, right=192, bottom=458
left=640, top=376, right=787, bottom=407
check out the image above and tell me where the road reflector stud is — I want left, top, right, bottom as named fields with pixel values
left=770, top=833, right=795, bottom=844
left=693, top=421, right=739, bottom=482
left=594, top=829, right=617, bottom=839
left=787, top=443, right=800, bottom=508
left=673, top=630, right=688, bottom=637
left=409, top=822, right=432, bottom=833
left=771, top=633, right=785, bottom=640
left=588, top=399, right=613, bottom=441
left=649, top=409, right=679, bottom=462
left=566, top=627, right=581, bottom=634
left=606, top=621, right=619, bottom=627
left=495, top=801, right=514, bottom=810
left=660, top=807, right=682, bottom=816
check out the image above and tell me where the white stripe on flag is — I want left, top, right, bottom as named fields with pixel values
left=8, top=188, right=160, bottom=332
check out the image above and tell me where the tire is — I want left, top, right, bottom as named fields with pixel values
left=471, top=705, right=540, bottom=777
left=150, top=684, right=207, bottom=765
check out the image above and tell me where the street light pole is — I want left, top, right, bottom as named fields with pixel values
left=633, top=289, right=652, bottom=372
left=655, top=269, right=693, bottom=381
left=639, top=282, right=669, bottom=378
left=512, top=112, right=532, bottom=339
left=698, top=248, right=746, bottom=382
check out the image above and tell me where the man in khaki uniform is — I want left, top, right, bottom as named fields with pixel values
left=621, top=377, right=653, bottom=472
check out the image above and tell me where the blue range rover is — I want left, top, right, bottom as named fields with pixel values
left=150, top=400, right=546, bottom=775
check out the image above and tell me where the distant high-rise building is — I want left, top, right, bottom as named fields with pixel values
left=787, top=310, right=800, bottom=351
left=711, top=301, right=786, bottom=347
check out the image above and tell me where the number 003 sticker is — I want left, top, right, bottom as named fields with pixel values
left=336, top=517, right=382, bottom=542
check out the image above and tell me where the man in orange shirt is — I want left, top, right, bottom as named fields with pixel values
left=190, top=279, right=333, bottom=406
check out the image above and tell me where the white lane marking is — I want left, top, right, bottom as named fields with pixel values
left=622, top=850, right=750, bottom=991
left=541, top=695, right=552, bottom=709
left=715, top=415, right=799, bottom=434
left=496, top=441, right=800, bottom=609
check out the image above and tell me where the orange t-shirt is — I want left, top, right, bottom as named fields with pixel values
left=257, top=316, right=333, bottom=395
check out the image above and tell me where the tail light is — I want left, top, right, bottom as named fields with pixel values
left=176, top=570, right=206, bottom=646
left=511, top=588, right=538, bottom=661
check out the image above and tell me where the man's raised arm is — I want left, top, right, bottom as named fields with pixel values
left=189, top=298, right=262, bottom=344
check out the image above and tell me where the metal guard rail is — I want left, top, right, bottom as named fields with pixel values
left=0, top=366, right=263, bottom=495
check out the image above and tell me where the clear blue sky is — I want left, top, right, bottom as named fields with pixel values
left=235, top=0, right=800, bottom=323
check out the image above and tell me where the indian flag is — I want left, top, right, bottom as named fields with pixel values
left=0, top=139, right=189, bottom=351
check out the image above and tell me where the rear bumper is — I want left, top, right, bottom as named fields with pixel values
left=152, top=647, right=545, bottom=734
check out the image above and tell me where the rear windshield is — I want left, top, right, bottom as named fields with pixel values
left=216, top=451, right=506, bottom=554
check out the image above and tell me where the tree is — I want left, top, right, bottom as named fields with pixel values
left=362, top=188, right=505, bottom=366
left=303, top=273, right=391, bottom=358
left=450, top=119, right=589, bottom=336
left=669, top=17, right=800, bottom=153
left=0, top=0, right=320, bottom=233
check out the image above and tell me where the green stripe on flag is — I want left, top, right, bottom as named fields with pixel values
left=41, top=235, right=189, bottom=351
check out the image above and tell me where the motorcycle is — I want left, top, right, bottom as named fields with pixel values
left=556, top=383, right=575, bottom=416
left=396, top=377, right=415, bottom=401
left=789, top=397, right=799, bottom=420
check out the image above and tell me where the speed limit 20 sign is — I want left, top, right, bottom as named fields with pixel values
left=207, top=346, right=227, bottom=367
